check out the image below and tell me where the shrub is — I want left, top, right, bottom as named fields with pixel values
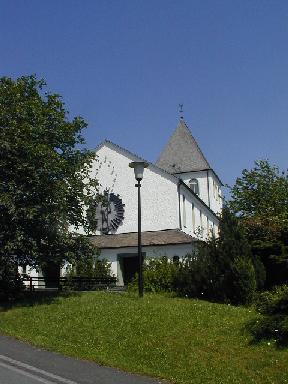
left=249, top=285, right=288, bottom=345
left=228, top=257, right=256, bottom=305
left=173, top=213, right=257, bottom=305
left=129, top=256, right=178, bottom=293
left=65, top=255, right=114, bottom=290
left=172, top=251, right=215, bottom=299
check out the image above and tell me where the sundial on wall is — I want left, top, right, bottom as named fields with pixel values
left=95, top=189, right=125, bottom=234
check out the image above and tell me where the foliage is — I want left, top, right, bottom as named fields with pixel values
left=173, top=250, right=216, bottom=299
left=228, top=160, right=288, bottom=290
left=229, top=160, right=288, bottom=229
left=66, top=254, right=112, bottom=279
left=251, top=240, right=288, bottom=288
left=228, top=257, right=256, bottom=305
left=174, top=208, right=257, bottom=304
left=0, top=256, right=24, bottom=302
left=1, top=292, right=288, bottom=384
left=132, top=209, right=258, bottom=305
left=215, top=207, right=257, bottom=304
left=129, top=256, right=177, bottom=293
left=0, top=75, right=99, bottom=270
left=248, top=285, right=288, bottom=346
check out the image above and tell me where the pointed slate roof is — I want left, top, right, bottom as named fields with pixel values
left=156, top=119, right=211, bottom=174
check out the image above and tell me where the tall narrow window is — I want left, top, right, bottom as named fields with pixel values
left=192, top=203, right=195, bottom=232
left=200, top=210, right=203, bottom=228
left=189, top=179, right=199, bottom=195
left=183, top=195, right=186, bottom=228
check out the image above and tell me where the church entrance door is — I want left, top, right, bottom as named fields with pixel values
left=122, top=256, right=138, bottom=285
left=118, top=253, right=146, bottom=286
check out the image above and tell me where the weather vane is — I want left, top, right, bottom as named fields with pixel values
left=178, top=104, right=184, bottom=119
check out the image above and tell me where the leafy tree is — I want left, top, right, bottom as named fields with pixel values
left=0, top=75, right=98, bottom=274
left=229, top=160, right=288, bottom=235
left=229, top=160, right=288, bottom=287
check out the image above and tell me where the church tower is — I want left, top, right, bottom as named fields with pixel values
left=156, top=119, right=222, bottom=214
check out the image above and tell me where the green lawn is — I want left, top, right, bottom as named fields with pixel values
left=0, top=292, right=287, bottom=384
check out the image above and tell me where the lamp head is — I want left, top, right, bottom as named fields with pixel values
left=129, top=161, right=149, bottom=181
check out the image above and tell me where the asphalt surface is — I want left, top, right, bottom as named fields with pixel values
left=0, top=335, right=164, bottom=384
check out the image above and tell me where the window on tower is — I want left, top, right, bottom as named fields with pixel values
left=189, top=179, right=199, bottom=195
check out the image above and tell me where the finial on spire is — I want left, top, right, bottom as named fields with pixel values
left=178, top=104, right=184, bottom=119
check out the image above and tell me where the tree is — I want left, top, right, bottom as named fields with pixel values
left=228, top=160, right=288, bottom=287
left=0, top=75, right=98, bottom=274
left=229, top=160, right=288, bottom=237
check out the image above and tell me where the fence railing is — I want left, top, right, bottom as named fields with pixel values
left=22, top=276, right=117, bottom=292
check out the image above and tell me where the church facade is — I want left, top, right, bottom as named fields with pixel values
left=90, top=118, right=223, bottom=285
left=20, top=118, right=223, bottom=287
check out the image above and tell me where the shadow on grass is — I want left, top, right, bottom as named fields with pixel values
left=0, top=291, right=81, bottom=312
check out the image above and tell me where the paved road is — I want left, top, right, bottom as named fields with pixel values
left=0, top=335, right=164, bottom=384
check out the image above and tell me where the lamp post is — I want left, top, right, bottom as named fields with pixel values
left=129, top=161, right=148, bottom=297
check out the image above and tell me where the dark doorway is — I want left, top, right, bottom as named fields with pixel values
left=41, top=262, right=60, bottom=288
left=118, top=253, right=146, bottom=286
left=122, top=256, right=139, bottom=285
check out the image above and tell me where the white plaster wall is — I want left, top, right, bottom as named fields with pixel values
left=179, top=184, right=219, bottom=240
left=90, top=144, right=180, bottom=234
left=100, top=243, right=195, bottom=285
left=176, top=170, right=222, bottom=215
left=208, top=172, right=223, bottom=214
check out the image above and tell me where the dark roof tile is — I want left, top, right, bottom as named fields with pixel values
left=156, top=119, right=211, bottom=173
left=91, top=229, right=197, bottom=249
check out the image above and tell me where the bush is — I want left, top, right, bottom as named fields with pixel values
left=228, top=257, right=256, bottom=305
left=172, top=251, right=215, bottom=299
left=67, top=256, right=112, bottom=279
left=65, top=255, right=114, bottom=290
left=173, top=225, right=257, bottom=305
left=249, top=285, right=288, bottom=345
left=129, top=256, right=178, bottom=293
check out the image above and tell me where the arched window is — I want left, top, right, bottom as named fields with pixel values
left=189, top=178, right=199, bottom=195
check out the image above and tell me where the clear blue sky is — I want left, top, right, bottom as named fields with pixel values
left=1, top=0, right=287, bottom=190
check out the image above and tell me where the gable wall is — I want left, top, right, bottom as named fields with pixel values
left=91, top=145, right=180, bottom=234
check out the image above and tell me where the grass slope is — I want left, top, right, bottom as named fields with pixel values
left=0, top=292, right=287, bottom=384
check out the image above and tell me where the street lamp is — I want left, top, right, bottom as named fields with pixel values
left=129, top=161, right=148, bottom=297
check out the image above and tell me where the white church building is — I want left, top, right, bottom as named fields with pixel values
left=21, top=118, right=223, bottom=287
left=89, top=118, right=223, bottom=286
